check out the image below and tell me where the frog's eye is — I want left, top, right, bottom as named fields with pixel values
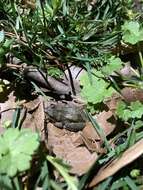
left=50, top=104, right=55, bottom=108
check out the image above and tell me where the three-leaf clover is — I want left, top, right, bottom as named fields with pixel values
left=0, top=128, right=39, bottom=177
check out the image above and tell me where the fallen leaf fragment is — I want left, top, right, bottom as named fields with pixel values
left=23, top=97, right=40, bottom=112
left=95, top=110, right=116, bottom=136
left=104, top=93, right=122, bottom=113
left=81, top=122, right=106, bottom=153
left=89, top=138, right=143, bottom=187
left=82, top=122, right=100, bottom=140
left=22, top=96, right=45, bottom=134
left=66, top=147, right=98, bottom=176
left=0, top=91, right=16, bottom=131
left=47, top=123, right=98, bottom=175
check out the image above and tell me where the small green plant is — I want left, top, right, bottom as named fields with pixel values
left=47, top=156, right=78, bottom=190
left=80, top=70, right=115, bottom=104
left=0, top=37, right=14, bottom=65
left=116, top=101, right=143, bottom=121
left=0, top=128, right=39, bottom=177
left=122, top=21, right=143, bottom=45
left=0, top=1, right=143, bottom=189
left=80, top=56, right=123, bottom=110
left=130, top=169, right=140, bottom=178
left=101, top=56, right=123, bottom=76
left=122, top=20, right=143, bottom=69
left=109, top=176, right=139, bottom=190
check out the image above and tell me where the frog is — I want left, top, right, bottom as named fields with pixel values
left=45, top=101, right=87, bottom=132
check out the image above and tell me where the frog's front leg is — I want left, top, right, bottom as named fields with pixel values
left=54, top=122, right=63, bottom=129
left=63, top=122, right=85, bottom=132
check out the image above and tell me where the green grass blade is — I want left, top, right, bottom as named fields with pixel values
left=47, top=156, right=78, bottom=190
left=85, top=111, right=111, bottom=151
left=124, top=176, right=139, bottom=190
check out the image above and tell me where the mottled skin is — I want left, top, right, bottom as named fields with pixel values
left=45, top=101, right=86, bottom=131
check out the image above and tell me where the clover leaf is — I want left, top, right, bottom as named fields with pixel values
left=0, top=128, right=39, bottom=177
left=122, top=21, right=143, bottom=45
left=101, top=56, right=123, bottom=76
left=129, top=101, right=143, bottom=118
left=80, top=70, right=115, bottom=104
left=116, top=101, right=143, bottom=121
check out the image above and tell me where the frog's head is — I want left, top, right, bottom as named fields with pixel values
left=45, top=103, right=56, bottom=117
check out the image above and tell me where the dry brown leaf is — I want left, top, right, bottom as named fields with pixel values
left=47, top=123, right=98, bottom=175
left=23, top=97, right=40, bottom=111
left=31, top=98, right=45, bottom=132
left=82, top=122, right=100, bottom=140
left=81, top=122, right=106, bottom=153
left=89, top=138, right=143, bottom=187
left=70, top=132, right=84, bottom=147
left=47, top=123, right=68, bottom=149
left=95, top=110, right=116, bottom=136
left=105, top=87, right=143, bottom=109
left=80, top=133, right=106, bottom=153
left=0, top=92, right=16, bottom=132
left=121, top=87, right=143, bottom=103
left=104, top=93, right=122, bottom=113
left=22, top=96, right=45, bottom=134
left=0, top=90, right=44, bottom=134
left=66, top=147, right=98, bottom=176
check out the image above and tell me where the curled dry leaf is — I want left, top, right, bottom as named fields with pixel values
left=104, top=93, right=122, bottom=113
left=81, top=122, right=106, bottom=153
left=23, top=97, right=41, bottom=112
left=0, top=91, right=16, bottom=132
left=22, top=96, right=45, bottom=135
left=89, top=139, right=143, bottom=187
left=82, top=122, right=100, bottom=140
left=80, top=111, right=116, bottom=153
left=82, top=110, right=116, bottom=144
left=94, top=110, right=116, bottom=136
left=105, top=87, right=143, bottom=108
